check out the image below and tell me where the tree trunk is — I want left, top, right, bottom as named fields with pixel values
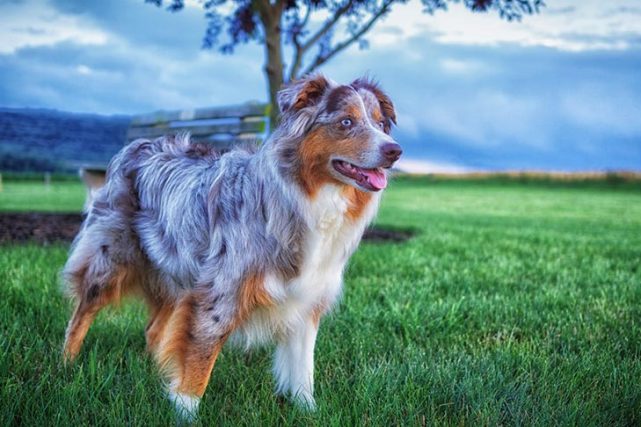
left=257, top=1, right=284, bottom=132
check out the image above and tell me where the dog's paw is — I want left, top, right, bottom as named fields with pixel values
left=169, top=391, right=200, bottom=424
left=292, top=391, right=316, bottom=411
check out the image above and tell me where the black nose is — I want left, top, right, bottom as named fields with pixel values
left=380, top=142, right=402, bottom=162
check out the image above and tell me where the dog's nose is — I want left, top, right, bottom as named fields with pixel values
left=380, top=142, right=402, bottom=162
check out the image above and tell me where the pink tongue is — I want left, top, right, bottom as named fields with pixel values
left=362, top=168, right=387, bottom=190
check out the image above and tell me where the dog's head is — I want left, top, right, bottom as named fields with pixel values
left=276, top=74, right=401, bottom=195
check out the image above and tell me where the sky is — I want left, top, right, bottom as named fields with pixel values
left=1, top=0, right=640, bottom=172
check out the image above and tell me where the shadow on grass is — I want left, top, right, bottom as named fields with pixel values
left=363, top=224, right=418, bottom=243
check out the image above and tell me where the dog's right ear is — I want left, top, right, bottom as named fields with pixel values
left=278, top=75, right=330, bottom=114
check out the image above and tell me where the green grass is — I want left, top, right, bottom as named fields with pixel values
left=0, top=180, right=85, bottom=212
left=1, top=177, right=641, bottom=425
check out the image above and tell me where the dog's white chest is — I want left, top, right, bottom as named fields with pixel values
left=311, top=185, right=350, bottom=233
left=232, top=185, right=377, bottom=348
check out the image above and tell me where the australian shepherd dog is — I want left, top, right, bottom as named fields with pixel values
left=61, top=74, right=402, bottom=420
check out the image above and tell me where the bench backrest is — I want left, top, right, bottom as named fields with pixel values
left=79, top=102, right=270, bottom=205
left=127, top=102, right=270, bottom=148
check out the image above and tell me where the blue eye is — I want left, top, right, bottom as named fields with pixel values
left=341, top=118, right=352, bottom=127
left=377, top=121, right=385, bottom=129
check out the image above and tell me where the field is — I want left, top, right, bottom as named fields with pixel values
left=1, top=176, right=640, bottom=425
left=0, top=180, right=86, bottom=212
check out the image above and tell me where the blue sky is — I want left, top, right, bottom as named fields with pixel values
left=1, top=0, right=640, bottom=171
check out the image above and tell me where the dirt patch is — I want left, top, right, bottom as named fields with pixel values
left=0, top=213, right=82, bottom=244
left=0, top=213, right=413, bottom=245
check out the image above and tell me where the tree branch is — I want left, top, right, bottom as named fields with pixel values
left=288, top=4, right=313, bottom=81
left=299, top=0, right=394, bottom=77
left=252, top=0, right=270, bottom=22
left=289, top=44, right=303, bottom=83
left=300, top=0, right=354, bottom=54
left=253, top=0, right=285, bottom=24
left=300, top=3, right=312, bottom=28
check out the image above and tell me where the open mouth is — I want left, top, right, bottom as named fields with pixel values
left=332, top=160, right=388, bottom=191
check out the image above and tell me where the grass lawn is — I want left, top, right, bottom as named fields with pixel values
left=0, top=180, right=85, bottom=212
left=1, top=177, right=640, bottom=425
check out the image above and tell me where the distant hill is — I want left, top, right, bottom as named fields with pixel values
left=3, top=107, right=638, bottom=175
left=0, top=108, right=129, bottom=172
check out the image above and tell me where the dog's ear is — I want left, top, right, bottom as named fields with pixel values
left=278, top=75, right=330, bottom=114
left=351, top=77, right=397, bottom=132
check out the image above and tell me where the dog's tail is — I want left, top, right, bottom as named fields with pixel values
left=104, top=138, right=159, bottom=209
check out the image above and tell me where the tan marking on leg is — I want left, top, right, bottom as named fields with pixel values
left=100, top=266, right=131, bottom=306
left=62, top=264, right=138, bottom=362
left=235, top=272, right=272, bottom=325
left=145, top=303, right=174, bottom=354
left=156, top=294, right=229, bottom=399
left=156, top=295, right=196, bottom=377
left=63, top=301, right=101, bottom=362
left=157, top=274, right=274, bottom=406
left=176, top=338, right=226, bottom=397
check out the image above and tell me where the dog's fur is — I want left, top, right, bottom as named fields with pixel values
left=62, top=74, right=401, bottom=420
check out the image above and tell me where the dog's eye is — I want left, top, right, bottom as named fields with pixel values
left=377, top=121, right=385, bottom=130
left=340, top=118, right=353, bottom=127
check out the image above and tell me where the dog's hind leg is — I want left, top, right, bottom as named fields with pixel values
left=63, top=298, right=105, bottom=362
left=63, top=260, right=137, bottom=362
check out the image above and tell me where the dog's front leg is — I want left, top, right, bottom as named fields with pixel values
left=155, top=292, right=230, bottom=422
left=273, top=315, right=319, bottom=409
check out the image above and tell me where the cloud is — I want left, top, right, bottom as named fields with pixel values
left=374, top=0, right=641, bottom=52
left=546, top=6, right=577, bottom=15
left=0, top=0, right=109, bottom=54
left=0, top=39, right=266, bottom=114
left=320, top=36, right=641, bottom=170
left=0, top=0, right=640, bottom=171
left=560, top=83, right=641, bottom=137
left=47, top=0, right=210, bottom=57
left=75, top=64, right=91, bottom=75
left=439, top=58, right=493, bottom=75
left=396, top=158, right=469, bottom=174
left=0, top=0, right=267, bottom=114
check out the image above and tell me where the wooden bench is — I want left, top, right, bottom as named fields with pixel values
left=80, top=102, right=269, bottom=207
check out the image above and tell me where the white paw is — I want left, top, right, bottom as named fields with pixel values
left=168, top=391, right=200, bottom=424
left=292, top=390, right=316, bottom=411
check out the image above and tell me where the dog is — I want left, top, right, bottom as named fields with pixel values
left=61, top=74, right=402, bottom=420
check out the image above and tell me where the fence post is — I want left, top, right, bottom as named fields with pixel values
left=44, top=171, right=51, bottom=188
